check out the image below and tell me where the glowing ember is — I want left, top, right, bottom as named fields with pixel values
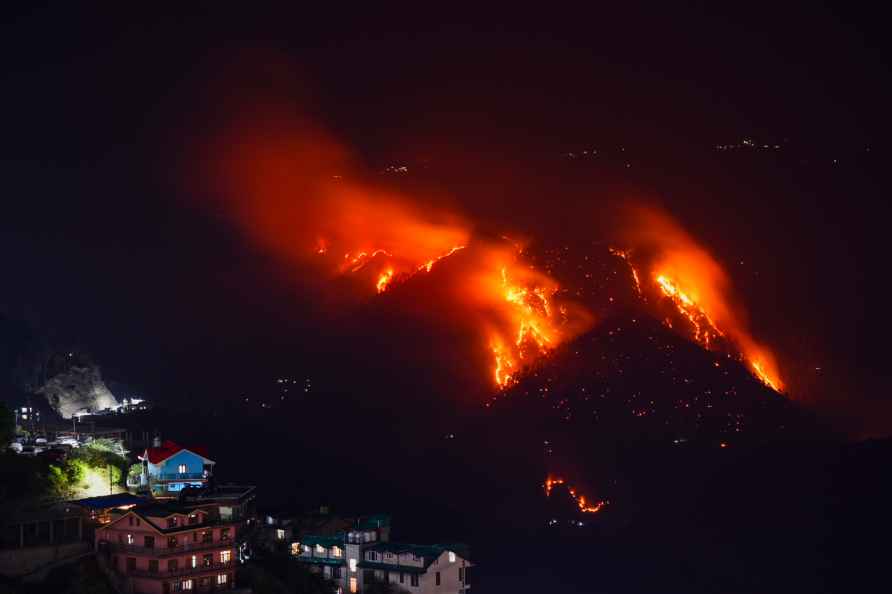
left=543, top=476, right=565, bottom=497
left=609, top=247, right=642, bottom=296
left=544, top=475, right=608, bottom=514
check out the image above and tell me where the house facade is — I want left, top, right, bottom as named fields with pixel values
left=95, top=503, right=238, bottom=594
left=135, top=439, right=215, bottom=497
left=291, top=517, right=471, bottom=594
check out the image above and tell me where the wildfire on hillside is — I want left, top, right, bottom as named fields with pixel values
left=200, top=104, right=592, bottom=390
left=544, top=475, right=608, bottom=513
left=611, top=207, right=784, bottom=393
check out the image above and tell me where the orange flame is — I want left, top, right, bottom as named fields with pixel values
left=609, top=247, right=642, bottom=296
left=544, top=475, right=608, bottom=513
left=376, top=268, right=394, bottom=293
left=615, top=207, right=784, bottom=392
left=198, top=103, right=592, bottom=390
left=480, top=250, right=587, bottom=389
left=654, top=273, right=723, bottom=348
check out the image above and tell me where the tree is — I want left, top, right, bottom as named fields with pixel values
left=72, top=439, right=127, bottom=487
left=127, top=463, right=143, bottom=483
left=0, top=403, right=14, bottom=446
left=47, top=464, right=72, bottom=499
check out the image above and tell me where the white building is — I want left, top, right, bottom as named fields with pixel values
left=291, top=516, right=471, bottom=594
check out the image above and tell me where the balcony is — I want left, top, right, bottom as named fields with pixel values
left=104, top=539, right=234, bottom=557
left=126, top=560, right=235, bottom=579
left=155, top=472, right=207, bottom=481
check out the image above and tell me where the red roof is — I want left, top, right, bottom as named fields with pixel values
left=143, top=440, right=211, bottom=464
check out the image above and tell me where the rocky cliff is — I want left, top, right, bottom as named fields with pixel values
left=36, top=363, right=119, bottom=419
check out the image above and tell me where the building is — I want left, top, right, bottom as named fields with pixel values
left=14, top=405, right=40, bottom=432
left=135, top=439, right=215, bottom=497
left=95, top=502, right=239, bottom=594
left=71, top=493, right=149, bottom=530
left=0, top=502, right=89, bottom=577
left=290, top=516, right=471, bottom=594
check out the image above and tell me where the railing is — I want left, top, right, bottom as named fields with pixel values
left=291, top=552, right=346, bottom=563
left=156, top=472, right=207, bottom=480
left=126, top=560, right=235, bottom=579
left=105, top=539, right=234, bottom=556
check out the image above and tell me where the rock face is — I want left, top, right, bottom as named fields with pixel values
left=37, top=364, right=119, bottom=419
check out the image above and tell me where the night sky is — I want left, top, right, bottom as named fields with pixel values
left=2, top=4, right=890, bottom=434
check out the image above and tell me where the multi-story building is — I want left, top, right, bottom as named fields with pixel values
left=14, top=404, right=40, bottom=432
left=134, top=439, right=215, bottom=497
left=95, top=502, right=239, bottom=593
left=290, top=516, right=471, bottom=594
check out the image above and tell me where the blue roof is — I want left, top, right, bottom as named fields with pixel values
left=71, top=493, right=148, bottom=510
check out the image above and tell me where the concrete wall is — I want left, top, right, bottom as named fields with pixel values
left=0, top=541, right=90, bottom=577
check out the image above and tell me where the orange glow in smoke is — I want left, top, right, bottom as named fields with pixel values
left=615, top=207, right=784, bottom=393
left=418, top=245, right=466, bottom=273
left=544, top=475, right=608, bottom=513
left=201, top=103, right=593, bottom=390
left=654, top=273, right=724, bottom=348
left=609, top=247, right=642, bottom=297
left=483, top=258, right=577, bottom=389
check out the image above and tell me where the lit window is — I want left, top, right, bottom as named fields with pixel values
left=178, top=464, right=187, bottom=474
left=349, top=577, right=358, bottom=593
left=276, top=529, right=285, bottom=541
left=126, top=534, right=134, bottom=545
left=220, top=550, right=231, bottom=563
left=448, top=551, right=456, bottom=563
left=191, top=555, right=197, bottom=568
left=216, top=574, right=228, bottom=585
left=291, top=543, right=301, bottom=556
left=182, top=579, right=193, bottom=590
left=316, top=544, right=325, bottom=555
left=331, top=546, right=342, bottom=557
left=349, top=558, right=357, bottom=573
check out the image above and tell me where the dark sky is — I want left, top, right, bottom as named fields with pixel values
left=1, top=4, right=890, bottom=433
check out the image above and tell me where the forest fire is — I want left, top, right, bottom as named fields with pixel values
left=609, top=247, right=642, bottom=296
left=544, top=476, right=608, bottom=513
left=205, top=101, right=799, bottom=395
left=481, top=254, right=582, bottom=389
left=200, top=103, right=593, bottom=389
left=376, top=268, right=394, bottom=293
left=614, top=207, right=784, bottom=393
left=418, top=245, right=466, bottom=273
left=654, top=273, right=724, bottom=348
